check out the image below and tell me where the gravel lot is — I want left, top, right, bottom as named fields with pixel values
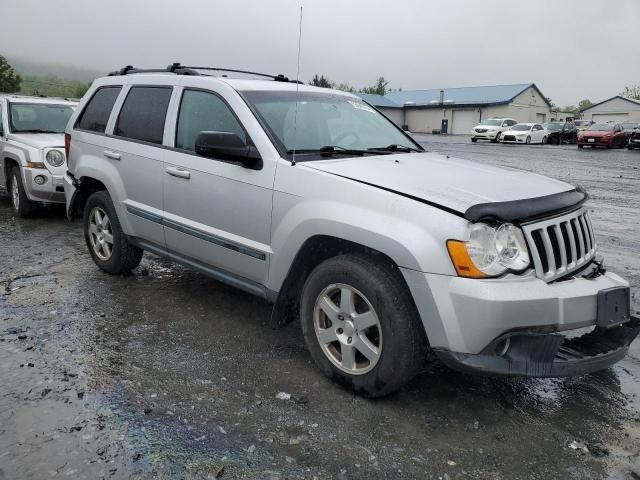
left=1, top=136, right=639, bottom=480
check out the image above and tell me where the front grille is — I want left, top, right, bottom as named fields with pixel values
left=503, top=135, right=516, bottom=141
left=521, top=208, right=596, bottom=282
left=475, top=128, right=487, bottom=133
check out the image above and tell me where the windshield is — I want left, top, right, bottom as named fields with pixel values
left=544, top=123, right=563, bottom=131
left=8, top=102, right=74, bottom=134
left=622, top=122, right=638, bottom=129
left=589, top=124, right=614, bottom=132
left=242, top=91, right=420, bottom=158
left=575, top=121, right=590, bottom=126
left=511, top=124, right=531, bottom=131
left=481, top=119, right=502, bottom=126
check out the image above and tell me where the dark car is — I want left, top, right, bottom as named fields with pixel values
left=544, top=121, right=577, bottom=144
left=628, top=126, right=640, bottom=150
left=621, top=122, right=640, bottom=134
left=577, top=123, right=628, bottom=149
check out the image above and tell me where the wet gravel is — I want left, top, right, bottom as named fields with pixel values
left=1, top=137, right=639, bottom=479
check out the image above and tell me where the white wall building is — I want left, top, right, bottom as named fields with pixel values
left=357, top=83, right=553, bottom=134
left=580, top=96, right=640, bottom=123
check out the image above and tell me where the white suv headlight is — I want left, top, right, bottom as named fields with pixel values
left=447, top=222, right=530, bottom=278
left=46, top=150, right=65, bottom=167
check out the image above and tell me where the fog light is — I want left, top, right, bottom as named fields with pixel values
left=34, top=175, right=47, bottom=185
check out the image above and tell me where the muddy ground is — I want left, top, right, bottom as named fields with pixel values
left=1, top=137, right=639, bottom=479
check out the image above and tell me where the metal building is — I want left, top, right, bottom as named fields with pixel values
left=357, top=83, right=553, bottom=134
left=580, top=96, right=640, bottom=124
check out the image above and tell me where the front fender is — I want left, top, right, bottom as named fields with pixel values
left=1, top=144, right=31, bottom=188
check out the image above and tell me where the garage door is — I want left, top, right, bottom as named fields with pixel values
left=452, top=110, right=478, bottom=135
left=592, top=113, right=628, bottom=123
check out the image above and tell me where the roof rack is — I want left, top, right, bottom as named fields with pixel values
left=108, top=63, right=302, bottom=83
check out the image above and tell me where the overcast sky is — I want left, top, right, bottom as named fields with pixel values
left=3, top=0, right=639, bottom=106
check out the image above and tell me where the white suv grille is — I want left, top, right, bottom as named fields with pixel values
left=521, top=208, right=596, bottom=282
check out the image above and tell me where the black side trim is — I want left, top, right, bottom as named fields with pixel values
left=125, top=205, right=267, bottom=260
left=129, top=237, right=270, bottom=300
left=465, top=187, right=588, bottom=224
left=320, top=172, right=466, bottom=219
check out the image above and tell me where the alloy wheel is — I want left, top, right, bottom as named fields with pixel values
left=88, top=207, right=114, bottom=261
left=313, top=283, right=383, bottom=375
left=10, top=175, right=19, bottom=211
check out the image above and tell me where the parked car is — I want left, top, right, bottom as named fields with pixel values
left=0, top=95, right=77, bottom=216
left=628, top=126, right=640, bottom=150
left=470, top=118, right=517, bottom=143
left=544, top=121, right=577, bottom=144
left=64, top=64, right=638, bottom=397
left=500, top=123, right=548, bottom=144
left=621, top=122, right=640, bottom=133
left=577, top=123, right=628, bottom=148
left=574, top=120, right=594, bottom=131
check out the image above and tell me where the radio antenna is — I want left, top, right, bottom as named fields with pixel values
left=291, top=5, right=303, bottom=166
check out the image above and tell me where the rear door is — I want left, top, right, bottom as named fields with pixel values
left=162, top=86, right=274, bottom=285
left=105, top=85, right=174, bottom=246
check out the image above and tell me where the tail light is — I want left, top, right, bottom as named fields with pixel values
left=64, top=133, right=71, bottom=159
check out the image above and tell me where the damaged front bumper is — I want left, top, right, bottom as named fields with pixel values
left=434, top=316, right=640, bottom=377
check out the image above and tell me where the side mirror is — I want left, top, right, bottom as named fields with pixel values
left=195, top=131, right=263, bottom=170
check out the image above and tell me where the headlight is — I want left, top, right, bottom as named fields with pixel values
left=447, top=223, right=530, bottom=278
left=46, top=150, right=65, bottom=167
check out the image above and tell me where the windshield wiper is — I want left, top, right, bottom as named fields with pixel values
left=286, top=145, right=382, bottom=156
left=12, top=129, right=61, bottom=134
left=368, top=144, right=422, bottom=153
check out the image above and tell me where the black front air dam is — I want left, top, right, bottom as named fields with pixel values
left=434, top=316, right=640, bottom=377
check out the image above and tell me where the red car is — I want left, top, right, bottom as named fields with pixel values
left=577, top=123, right=628, bottom=148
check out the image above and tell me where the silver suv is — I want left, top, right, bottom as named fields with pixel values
left=0, top=95, right=77, bottom=216
left=64, top=64, right=639, bottom=397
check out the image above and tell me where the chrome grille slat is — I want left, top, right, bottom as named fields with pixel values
left=522, top=208, right=597, bottom=282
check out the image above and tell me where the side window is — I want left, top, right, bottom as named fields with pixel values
left=76, top=86, right=121, bottom=133
left=175, top=89, right=246, bottom=152
left=114, top=86, right=172, bottom=145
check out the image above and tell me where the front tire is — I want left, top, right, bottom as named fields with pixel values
left=578, top=144, right=584, bottom=149
left=300, top=254, right=426, bottom=398
left=83, top=191, right=143, bottom=274
left=471, top=138, right=477, bottom=143
left=9, top=167, right=35, bottom=218
left=525, top=136, right=531, bottom=145
left=541, top=136, right=547, bottom=145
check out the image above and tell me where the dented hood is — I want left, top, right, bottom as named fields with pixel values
left=303, top=152, right=574, bottom=216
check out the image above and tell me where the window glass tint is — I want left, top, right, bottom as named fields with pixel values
left=176, top=90, right=246, bottom=151
left=115, top=87, right=172, bottom=144
left=76, top=86, right=121, bottom=133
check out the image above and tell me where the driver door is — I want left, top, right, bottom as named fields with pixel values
left=162, top=87, right=275, bottom=285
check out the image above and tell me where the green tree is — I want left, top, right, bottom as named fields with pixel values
left=578, top=99, right=593, bottom=111
left=361, top=77, right=389, bottom=96
left=620, top=85, right=640, bottom=100
left=544, top=96, right=556, bottom=109
left=309, top=74, right=332, bottom=88
left=333, top=82, right=355, bottom=93
left=0, top=55, right=22, bottom=93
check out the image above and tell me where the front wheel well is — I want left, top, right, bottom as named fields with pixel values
left=270, top=235, right=410, bottom=327
left=3, top=158, right=20, bottom=190
left=70, top=177, right=107, bottom=220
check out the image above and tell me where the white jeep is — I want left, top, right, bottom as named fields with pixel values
left=0, top=95, right=77, bottom=217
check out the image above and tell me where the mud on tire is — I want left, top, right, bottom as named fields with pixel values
left=300, top=254, right=427, bottom=398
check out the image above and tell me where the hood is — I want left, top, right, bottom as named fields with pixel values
left=581, top=130, right=612, bottom=137
left=7, top=133, right=65, bottom=149
left=302, top=152, right=573, bottom=215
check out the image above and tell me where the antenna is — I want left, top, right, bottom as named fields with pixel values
left=291, top=5, right=303, bottom=166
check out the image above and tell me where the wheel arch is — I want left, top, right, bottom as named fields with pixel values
left=69, top=175, right=108, bottom=221
left=269, top=235, right=427, bottom=337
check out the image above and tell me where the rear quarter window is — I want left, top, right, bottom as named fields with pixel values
left=76, top=86, right=122, bottom=133
left=114, top=86, right=172, bottom=145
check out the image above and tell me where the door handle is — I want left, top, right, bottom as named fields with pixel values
left=103, top=150, right=121, bottom=160
left=165, top=166, right=191, bottom=179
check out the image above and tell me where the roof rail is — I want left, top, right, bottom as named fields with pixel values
left=108, top=63, right=302, bottom=83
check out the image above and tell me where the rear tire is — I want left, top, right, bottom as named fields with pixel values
left=83, top=190, right=143, bottom=274
left=300, top=254, right=426, bottom=398
left=9, top=166, right=35, bottom=218
left=541, top=136, right=547, bottom=145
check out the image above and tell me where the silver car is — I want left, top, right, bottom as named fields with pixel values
left=0, top=95, right=77, bottom=216
left=63, top=64, right=639, bottom=397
